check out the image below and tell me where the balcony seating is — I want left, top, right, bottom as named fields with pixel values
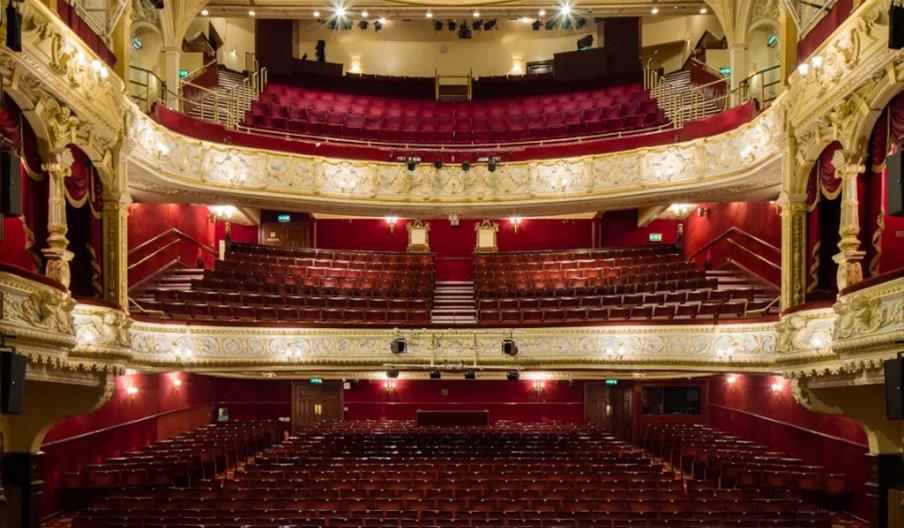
left=59, top=421, right=280, bottom=513
left=72, top=421, right=832, bottom=528
left=474, top=245, right=779, bottom=324
left=138, top=243, right=435, bottom=326
left=640, top=423, right=846, bottom=498
left=243, top=81, right=669, bottom=145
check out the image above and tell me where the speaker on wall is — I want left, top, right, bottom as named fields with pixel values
left=1, top=149, right=22, bottom=217
left=0, top=350, right=26, bottom=415
left=884, top=353, right=904, bottom=420
left=891, top=2, right=904, bottom=50
left=888, top=150, right=904, bottom=217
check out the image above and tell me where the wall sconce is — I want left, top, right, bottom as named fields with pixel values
left=383, top=379, right=397, bottom=394
left=385, top=216, right=399, bottom=233
left=509, top=216, right=522, bottom=233
left=349, top=57, right=362, bottom=74
left=726, top=374, right=737, bottom=386
left=125, top=384, right=138, bottom=398
left=696, top=207, right=710, bottom=218
left=172, top=374, right=183, bottom=389
left=532, top=380, right=546, bottom=395
left=771, top=377, right=785, bottom=394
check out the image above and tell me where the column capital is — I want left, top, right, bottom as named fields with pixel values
left=830, top=149, right=865, bottom=180
left=40, top=147, right=74, bottom=177
left=777, top=192, right=808, bottom=215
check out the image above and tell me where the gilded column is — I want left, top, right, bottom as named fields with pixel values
left=40, top=148, right=74, bottom=288
left=162, top=46, right=181, bottom=109
left=831, top=149, right=866, bottom=291
left=778, top=192, right=808, bottom=310
left=728, top=42, right=749, bottom=104
left=102, top=191, right=131, bottom=310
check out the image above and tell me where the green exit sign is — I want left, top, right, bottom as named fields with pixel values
left=178, top=69, right=188, bottom=78
left=605, top=379, right=619, bottom=386
left=310, top=378, right=323, bottom=385
left=719, top=67, right=732, bottom=76
left=648, top=233, right=663, bottom=242
left=277, top=214, right=291, bottom=223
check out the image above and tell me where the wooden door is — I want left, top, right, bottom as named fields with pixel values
left=291, top=381, right=343, bottom=433
left=584, top=383, right=610, bottom=427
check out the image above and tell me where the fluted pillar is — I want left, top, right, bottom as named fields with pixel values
left=830, top=150, right=866, bottom=291
left=40, top=148, right=74, bottom=288
left=102, top=192, right=132, bottom=310
left=778, top=191, right=808, bottom=310
left=162, top=45, right=182, bottom=108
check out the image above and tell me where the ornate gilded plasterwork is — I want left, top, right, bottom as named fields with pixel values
left=128, top=320, right=778, bottom=371
left=71, top=304, right=133, bottom=370
left=0, top=270, right=75, bottom=365
left=124, top=103, right=783, bottom=215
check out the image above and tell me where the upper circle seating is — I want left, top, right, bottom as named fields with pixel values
left=244, top=81, right=669, bottom=146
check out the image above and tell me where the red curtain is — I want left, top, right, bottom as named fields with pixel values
left=806, top=142, right=841, bottom=297
left=65, top=147, right=104, bottom=298
left=0, top=98, right=47, bottom=272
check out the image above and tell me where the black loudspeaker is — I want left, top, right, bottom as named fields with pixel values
left=502, top=339, right=518, bottom=357
left=390, top=338, right=406, bottom=355
left=888, top=151, right=904, bottom=217
left=884, top=354, right=904, bottom=420
left=1, top=149, right=22, bottom=217
left=1, top=351, right=26, bottom=414
left=5, top=2, right=22, bottom=52
left=891, top=3, right=904, bottom=49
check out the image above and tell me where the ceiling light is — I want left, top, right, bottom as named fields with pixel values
left=248, top=9, right=255, bottom=16
left=426, top=11, right=433, bottom=18
left=520, top=16, right=532, bottom=23
left=473, top=10, right=480, bottom=17
left=538, top=9, right=546, bottom=16
left=361, top=10, right=368, bottom=17
left=335, top=6, right=347, bottom=17
left=560, top=4, right=572, bottom=15
left=378, top=17, right=387, bottom=24
left=200, top=8, right=208, bottom=16
left=651, top=7, right=659, bottom=14
left=700, top=7, right=708, bottom=14
left=313, top=10, right=321, bottom=17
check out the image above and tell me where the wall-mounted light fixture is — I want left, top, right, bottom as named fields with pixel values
left=385, top=216, right=399, bottom=233
left=532, top=380, right=546, bottom=395
left=383, top=379, right=397, bottom=394
left=509, top=216, right=523, bottom=233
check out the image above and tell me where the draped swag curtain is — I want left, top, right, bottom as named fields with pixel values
left=0, top=98, right=48, bottom=272
left=863, top=92, right=904, bottom=277
left=65, top=146, right=103, bottom=298
left=806, top=142, right=842, bottom=298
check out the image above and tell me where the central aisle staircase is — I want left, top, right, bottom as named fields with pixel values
left=430, top=281, right=478, bottom=325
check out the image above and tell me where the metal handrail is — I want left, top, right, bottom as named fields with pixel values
left=738, top=65, right=782, bottom=107
left=687, top=226, right=782, bottom=261
left=182, top=58, right=218, bottom=85
left=727, top=239, right=782, bottom=270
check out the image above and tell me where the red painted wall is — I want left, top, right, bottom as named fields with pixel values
left=708, top=373, right=870, bottom=519
left=314, top=218, right=595, bottom=280
left=683, top=202, right=782, bottom=285
left=41, top=372, right=216, bottom=518
left=215, top=220, right=259, bottom=244
left=598, top=210, right=680, bottom=247
left=213, top=378, right=293, bottom=420
left=0, top=216, right=35, bottom=271
left=344, top=379, right=585, bottom=423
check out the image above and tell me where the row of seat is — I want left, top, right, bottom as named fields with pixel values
left=243, top=82, right=668, bottom=144
left=141, top=301, right=431, bottom=324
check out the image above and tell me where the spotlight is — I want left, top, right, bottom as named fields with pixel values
left=461, top=161, right=471, bottom=171
left=406, top=159, right=417, bottom=171
left=458, top=23, right=472, bottom=39
left=434, top=20, right=443, bottom=30
left=426, top=11, right=433, bottom=18
left=374, top=20, right=383, bottom=31
left=391, top=337, right=407, bottom=354
left=335, top=6, right=347, bottom=17
left=651, top=7, right=659, bottom=14
left=386, top=369, right=400, bottom=379
left=502, top=338, right=519, bottom=357
left=532, top=19, right=542, bottom=31
left=484, top=19, right=497, bottom=30
left=545, top=19, right=557, bottom=30
left=464, top=370, right=477, bottom=380
left=473, top=19, right=483, bottom=30
left=433, top=159, right=444, bottom=169
left=560, top=4, right=572, bottom=16
left=472, top=10, right=480, bottom=17
left=358, top=20, right=369, bottom=29
left=313, top=10, right=321, bottom=17
left=575, top=18, right=586, bottom=29
left=430, top=370, right=442, bottom=379
left=506, top=370, right=520, bottom=381
left=538, top=9, right=546, bottom=16
left=448, top=20, right=457, bottom=31
left=360, top=10, right=368, bottom=17
left=488, top=160, right=497, bottom=172
left=248, top=9, right=255, bottom=16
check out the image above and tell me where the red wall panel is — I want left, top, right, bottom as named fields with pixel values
left=682, top=202, right=781, bottom=284
left=707, top=373, right=869, bottom=519
left=41, top=372, right=216, bottom=518
left=344, top=379, right=585, bottom=424
left=0, top=216, right=35, bottom=271
left=213, top=378, right=293, bottom=420
left=127, top=204, right=217, bottom=284
left=599, top=210, right=680, bottom=247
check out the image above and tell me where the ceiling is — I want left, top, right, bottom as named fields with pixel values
left=201, top=1, right=710, bottom=19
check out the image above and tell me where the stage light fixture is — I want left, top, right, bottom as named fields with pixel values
left=386, top=369, right=400, bottom=379
left=461, top=161, right=471, bottom=171
left=448, top=20, right=457, bottom=31
left=532, top=19, right=542, bottom=31
left=430, top=370, right=442, bottom=379
left=464, top=370, right=477, bottom=380
left=391, top=337, right=407, bottom=354
left=545, top=19, right=557, bottom=30
left=488, top=160, right=497, bottom=172
left=406, top=159, right=417, bottom=171
left=335, top=6, right=347, bottom=17
left=473, top=19, right=483, bottom=30
left=374, top=20, right=383, bottom=31
left=358, top=20, right=369, bottom=29
left=434, top=20, right=443, bottom=30
left=575, top=18, right=586, bottom=29
left=506, top=370, right=520, bottom=381
left=433, top=159, right=444, bottom=169
left=484, top=19, right=497, bottom=30
left=458, top=23, right=472, bottom=39
left=502, top=338, right=519, bottom=357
